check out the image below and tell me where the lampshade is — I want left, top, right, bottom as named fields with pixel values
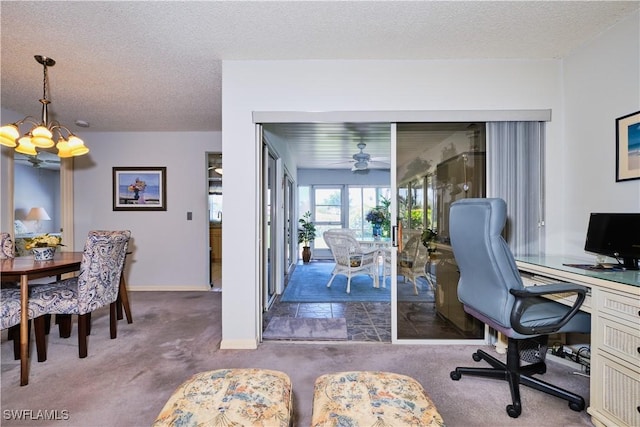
left=0, top=55, right=89, bottom=158
left=26, top=207, right=51, bottom=221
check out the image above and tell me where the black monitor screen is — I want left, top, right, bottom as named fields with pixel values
left=584, top=213, right=640, bottom=270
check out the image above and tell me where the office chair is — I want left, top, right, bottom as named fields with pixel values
left=448, top=198, right=590, bottom=418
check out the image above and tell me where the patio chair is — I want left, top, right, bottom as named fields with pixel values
left=323, top=229, right=379, bottom=294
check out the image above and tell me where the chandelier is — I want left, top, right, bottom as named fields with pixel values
left=0, top=55, right=89, bottom=158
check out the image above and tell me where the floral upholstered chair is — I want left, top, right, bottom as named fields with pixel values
left=0, top=232, right=14, bottom=259
left=1, top=287, right=50, bottom=361
left=30, top=230, right=131, bottom=358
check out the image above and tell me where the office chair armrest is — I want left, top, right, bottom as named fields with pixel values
left=510, top=282, right=587, bottom=298
left=509, top=283, right=588, bottom=335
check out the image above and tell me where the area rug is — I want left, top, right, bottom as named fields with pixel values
left=263, top=317, right=348, bottom=340
left=281, top=261, right=390, bottom=302
left=280, top=261, right=435, bottom=303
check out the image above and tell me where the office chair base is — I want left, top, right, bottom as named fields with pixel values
left=450, top=342, right=585, bottom=418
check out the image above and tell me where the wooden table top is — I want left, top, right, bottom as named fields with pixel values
left=1, top=252, right=83, bottom=280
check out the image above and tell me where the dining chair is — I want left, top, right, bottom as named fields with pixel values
left=1, top=287, right=49, bottom=362
left=30, top=230, right=131, bottom=358
left=0, top=232, right=15, bottom=259
left=323, top=229, right=379, bottom=294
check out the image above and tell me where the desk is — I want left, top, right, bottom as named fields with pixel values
left=516, top=255, right=640, bottom=427
left=1, top=252, right=83, bottom=386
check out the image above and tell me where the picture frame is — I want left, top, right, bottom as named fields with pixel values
left=616, top=110, right=640, bottom=182
left=113, top=167, right=167, bottom=211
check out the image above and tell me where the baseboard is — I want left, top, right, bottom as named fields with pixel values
left=127, top=284, right=212, bottom=292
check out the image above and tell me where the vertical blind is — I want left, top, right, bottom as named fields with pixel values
left=487, top=122, right=545, bottom=256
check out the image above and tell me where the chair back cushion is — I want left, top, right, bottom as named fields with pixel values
left=0, top=232, right=14, bottom=259
left=76, top=230, right=131, bottom=314
left=449, top=198, right=524, bottom=330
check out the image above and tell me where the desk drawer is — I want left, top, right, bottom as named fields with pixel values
left=591, top=352, right=640, bottom=427
left=598, top=315, right=640, bottom=367
left=597, top=290, right=640, bottom=326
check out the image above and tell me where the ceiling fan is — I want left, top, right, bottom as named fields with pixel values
left=15, top=153, right=61, bottom=169
left=348, top=142, right=390, bottom=172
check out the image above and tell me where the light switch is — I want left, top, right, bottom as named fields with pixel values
left=187, top=212, right=192, bottom=220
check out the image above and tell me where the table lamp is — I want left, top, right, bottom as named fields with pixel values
left=26, top=207, right=51, bottom=233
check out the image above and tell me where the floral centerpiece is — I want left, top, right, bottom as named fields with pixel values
left=25, top=234, right=63, bottom=261
left=366, top=207, right=387, bottom=238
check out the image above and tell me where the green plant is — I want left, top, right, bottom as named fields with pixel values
left=297, top=211, right=316, bottom=246
left=421, top=228, right=438, bottom=254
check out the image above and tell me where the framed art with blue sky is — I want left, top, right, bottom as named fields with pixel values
left=616, top=110, right=640, bottom=182
left=113, top=167, right=167, bottom=211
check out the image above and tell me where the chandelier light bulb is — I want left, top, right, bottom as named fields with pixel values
left=56, top=137, right=73, bottom=158
left=15, top=135, right=37, bottom=156
left=30, top=125, right=54, bottom=148
left=67, top=134, right=89, bottom=156
left=0, top=124, right=19, bottom=147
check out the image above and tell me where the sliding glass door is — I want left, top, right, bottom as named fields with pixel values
left=394, top=123, right=485, bottom=342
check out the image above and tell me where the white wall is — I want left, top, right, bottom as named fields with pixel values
left=560, top=10, right=640, bottom=257
left=222, top=59, right=565, bottom=347
left=73, top=131, right=221, bottom=290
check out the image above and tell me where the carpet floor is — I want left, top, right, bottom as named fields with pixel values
left=281, top=261, right=434, bottom=303
left=1, top=291, right=593, bottom=427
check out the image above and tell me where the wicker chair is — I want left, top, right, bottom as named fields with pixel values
left=323, top=229, right=379, bottom=294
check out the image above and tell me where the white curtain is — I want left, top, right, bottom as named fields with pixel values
left=487, top=122, right=545, bottom=256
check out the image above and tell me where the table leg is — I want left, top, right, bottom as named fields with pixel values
left=19, top=274, right=29, bottom=386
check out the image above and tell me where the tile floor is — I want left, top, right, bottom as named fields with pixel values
left=263, top=297, right=474, bottom=342
left=213, top=259, right=479, bottom=342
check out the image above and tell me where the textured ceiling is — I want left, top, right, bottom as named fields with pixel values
left=2, top=1, right=638, bottom=169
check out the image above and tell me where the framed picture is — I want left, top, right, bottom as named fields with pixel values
left=113, top=167, right=167, bottom=211
left=616, top=110, right=640, bottom=182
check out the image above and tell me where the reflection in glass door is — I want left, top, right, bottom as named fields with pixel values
left=283, top=173, right=295, bottom=279
left=395, top=123, right=485, bottom=341
left=263, top=145, right=277, bottom=310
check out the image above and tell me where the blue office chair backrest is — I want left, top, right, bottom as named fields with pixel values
left=449, top=198, right=524, bottom=330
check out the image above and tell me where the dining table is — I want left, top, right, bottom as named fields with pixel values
left=1, top=251, right=83, bottom=386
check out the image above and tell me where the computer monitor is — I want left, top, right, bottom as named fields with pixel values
left=584, top=213, right=640, bottom=270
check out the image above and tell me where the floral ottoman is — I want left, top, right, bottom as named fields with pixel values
left=152, top=368, right=293, bottom=427
left=311, top=371, right=444, bottom=426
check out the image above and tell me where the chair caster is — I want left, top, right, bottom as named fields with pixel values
left=472, top=352, right=482, bottom=362
left=450, top=370, right=461, bottom=381
left=569, top=401, right=585, bottom=412
left=506, top=404, right=521, bottom=418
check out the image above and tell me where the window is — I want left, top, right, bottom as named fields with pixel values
left=348, top=186, right=391, bottom=239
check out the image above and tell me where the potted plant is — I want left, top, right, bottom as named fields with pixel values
left=298, top=211, right=316, bottom=263
left=421, top=228, right=438, bottom=258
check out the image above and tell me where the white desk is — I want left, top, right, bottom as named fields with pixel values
left=516, top=255, right=640, bottom=427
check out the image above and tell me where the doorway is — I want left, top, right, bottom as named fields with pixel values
left=207, top=152, right=222, bottom=288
